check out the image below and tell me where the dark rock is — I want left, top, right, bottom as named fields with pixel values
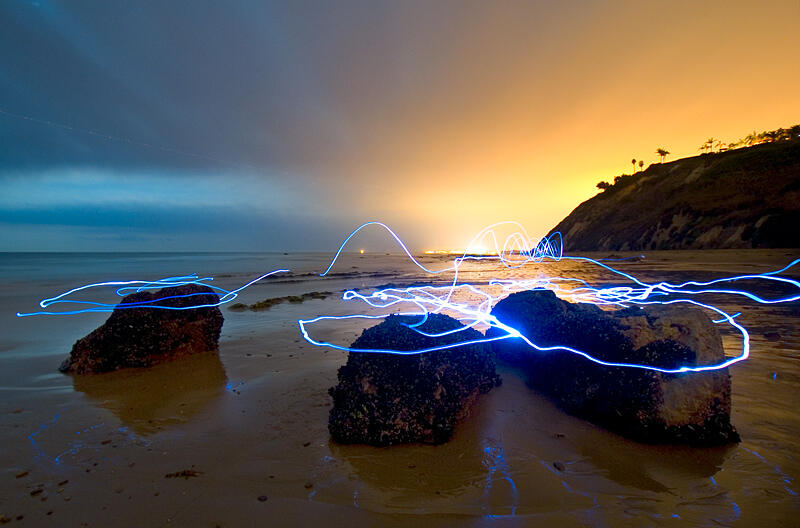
left=164, top=469, right=201, bottom=479
left=490, top=290, right=739, bottom=445
left=60, top=284, right=223, bottom=374
left=328, top=313, right=501, bottom=446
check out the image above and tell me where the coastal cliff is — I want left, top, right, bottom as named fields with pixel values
left=548, top=139, right=800, bottom=251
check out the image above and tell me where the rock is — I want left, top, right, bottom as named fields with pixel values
left=60, top=284, right=223, bottom=374
left=328, top=313, right=501, bottom=446
left=489, top=290, right=739, bottom=445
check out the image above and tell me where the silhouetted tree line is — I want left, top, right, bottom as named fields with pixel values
left=699, top=124, right=800, bottom=154
left=596, top=123, right=800, bottom=191
left=597, top=148, right=670, bottom=190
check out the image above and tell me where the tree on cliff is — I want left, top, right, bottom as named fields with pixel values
left=631, top=158, right=637, bottom=173
left=656, top=148, right=670, bottom=162
left=638, top=160, right=644, bottom=171
left=596, top=181, right=611, bottom=190
left=699, top=138, right=715, bottom=154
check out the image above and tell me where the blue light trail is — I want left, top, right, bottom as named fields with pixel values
left=16, top=269, right=289, bottom=316
left=300, top=222, right=800, bottom=374
left=16, top=222, right=800, bottom=375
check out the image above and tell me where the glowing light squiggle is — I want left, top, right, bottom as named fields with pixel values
left=299, top=222, right=800, bottom=374
left=16, top=221, right=800, bottom=376
left=16, top=270, right=289, bottom=317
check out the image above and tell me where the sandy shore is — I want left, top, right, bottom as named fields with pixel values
left=2, top=251, right=799, bottom=526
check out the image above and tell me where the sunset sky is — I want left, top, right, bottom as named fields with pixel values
left=2, top=0, right=799, bottom=252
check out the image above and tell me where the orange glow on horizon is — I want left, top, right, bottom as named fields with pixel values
left=310, top=2, right=800, bottom=250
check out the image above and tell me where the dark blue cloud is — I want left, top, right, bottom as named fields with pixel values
left=0, top=0, right=569, bottom=250
left=0, top=1, right=398, bottom=171
left=0, top=202, right=349, bottom=251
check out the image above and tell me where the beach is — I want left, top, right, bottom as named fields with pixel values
left=1, top=250, right=799, bottom=526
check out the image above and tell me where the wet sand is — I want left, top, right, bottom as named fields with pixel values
left=1, top=250, right=799, bottom=526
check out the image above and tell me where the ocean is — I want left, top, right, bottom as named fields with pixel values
left=1, top=249, right=798, bottom=526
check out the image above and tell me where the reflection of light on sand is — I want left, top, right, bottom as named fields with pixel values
left=71, top=351, right=227, bottom=435
left=424, top=248, right=500, bottom=255
left=482, top=442, right=519, bottom=515
left=27, top=414, right=146, bottom=465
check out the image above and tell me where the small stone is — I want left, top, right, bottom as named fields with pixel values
left=57, top=480, right=68, bottom=486
left=553, top=461, right=566, bottom=472
left=304, top=483, right=313, bottom=489
left=30, top=489, right=43, bottom=497
left=164, top=469, right=200, bottom=479
left=302, top=442, right=310, bottom=447
left=15, top=471, right=28, bottom=479
left=257, top=495, right=268, bottom=502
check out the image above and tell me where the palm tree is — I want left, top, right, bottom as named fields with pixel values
left=631, top=158, right=637, bottom=173
left=638, top=160, right=644, bottom=171
left=656, top=148, right=670, bottom=163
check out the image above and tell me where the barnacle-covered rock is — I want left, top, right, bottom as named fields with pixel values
left=328, top=313, right=501, bottom=445
left=489, top=290, right=739, bottom=445
left=60, top=284, right=224, bottom=374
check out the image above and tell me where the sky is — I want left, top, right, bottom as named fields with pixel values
left=1, top=0, right=799, bottom=252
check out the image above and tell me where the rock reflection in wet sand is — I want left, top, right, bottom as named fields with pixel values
left=70, top=351, right=226, bottom=435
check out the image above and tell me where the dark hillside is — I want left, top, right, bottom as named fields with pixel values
left=548, top=140, right=800, bottom=251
